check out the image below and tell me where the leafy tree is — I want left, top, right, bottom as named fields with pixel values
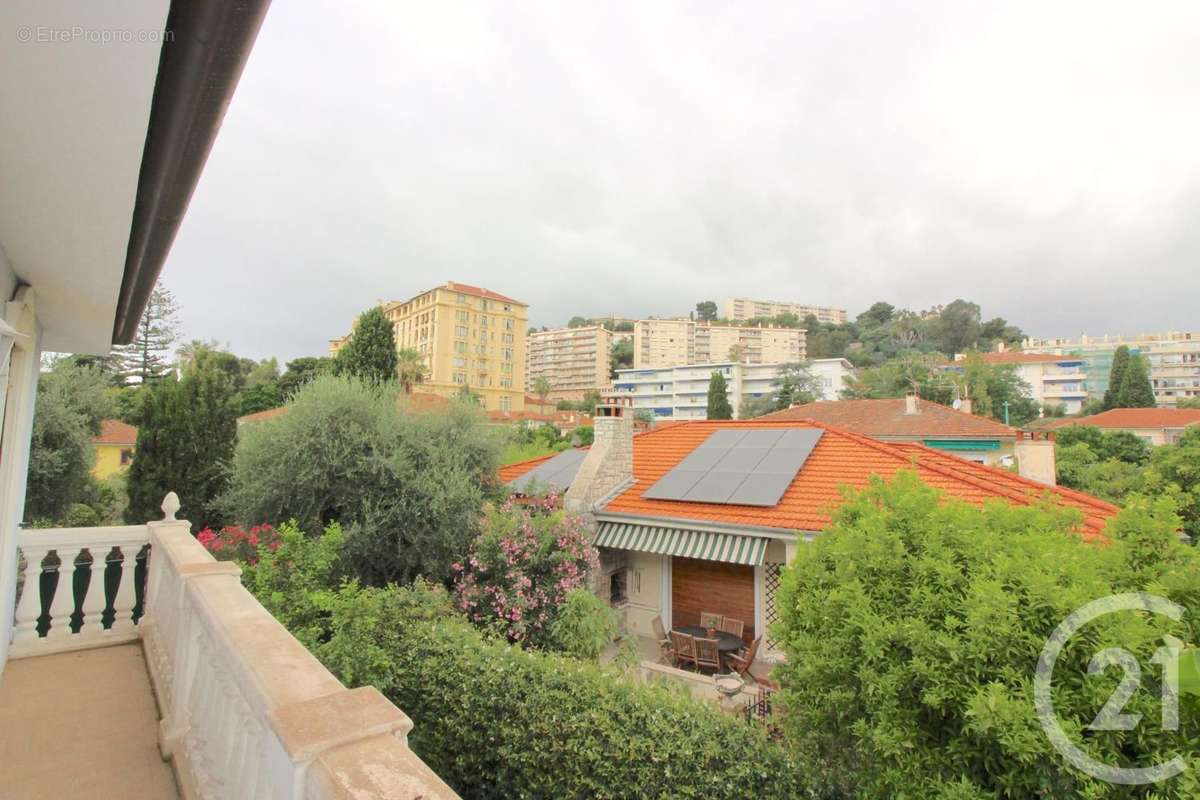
left=395, top=348, right=428, bottom=394
left=856, top=301, right=895, bottom=328
left=455, top=383, right=481, bottom=405
left=978, top=316, right=1025, bottom=348
left=218, top=375, right=502, bottom=585
left=25, top=360, right=113, bottom=522
left=954, top=354, right=1039, bottom=425
left=532, top=376, right=552, bottom=405
left=695, top=300, right=718, bottom=322
left=773, top=362, right=821, bottom=408
left=1055, top=425, right=1151, bottom=466
left=333, top=306, right=397, bottom=385
left=1177, top=397, right=1200, bottom=410
left=566, top=316, right=590, bottom=328
left=548, top=588, right=621, bottom=661
left=775, top=470, right=1200, bottom=798
left=927, top=298, right=982, bottom=354
left=634, top=409, right=655, bottom=427
left=235, top=382, right=283, bottom=416
left=705, top=372, right=733, bottom=420
left=1150, top=427, right=1200, bottom=541
left=1116, top=352, right=1156, bottom=408
left=1103, top=346, right=1132, bottom=410
left=244, top=357, right=279, bottom=389
left=609, top=338, right=633, bottom=377
left=125, top=364, right=237, bottom=530
left=843, top=353, right=956, bottom=404
left=112, top=284, right=180, bottom=384
left=570, top=425, right=594, bottom=446
left=726, top=343, right=746, bottom=362
left=738, top=393, right=776, bottom=419
left=278, top=356, right=332, bottom=399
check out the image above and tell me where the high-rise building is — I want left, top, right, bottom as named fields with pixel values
left=1022, top=331, right=1200, bottom=408
left=724, top=297, right=848, bottom=325
left=526, top=325, right=614, bottom=402
left=331, top=281, right=528, bottom=412
left=632, top=319, right=805, bottom=369
left=611, top=362, right=789, bottom=420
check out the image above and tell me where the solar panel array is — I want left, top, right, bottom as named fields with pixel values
left=507, top=448, right=588, bottom=494
left=642, top=428, right=823, bottom=507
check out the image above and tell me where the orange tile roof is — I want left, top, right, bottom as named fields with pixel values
left=757, top=398, right=1018, bottom=438
left=1069, top=408, right=1200, bottom=430
left=443, top=281, right=525, bottom=306
left=400, top=392, right=451, bottom=412
left=502, top=420, right=1116, bottom=539
left=93, top=419, right=137, bottom=446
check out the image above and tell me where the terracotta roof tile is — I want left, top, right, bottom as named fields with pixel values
left=93, top=419, right=137, bottom=445
left=500, top=420, right=1116, bottom=539
left=1069, top=408, right=1200, bottom=430
left=237, top=406, right=289, bottom=425
left=757, top=398, right=1018, bottom=438
left=443, top=281, right=525, bottom=306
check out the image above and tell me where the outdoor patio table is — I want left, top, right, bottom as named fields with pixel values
left=675, top=625, right=742, bottom=654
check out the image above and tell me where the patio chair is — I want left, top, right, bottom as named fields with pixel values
left=699, top=612, right=724, bottom=630
left=694, top=637, right=721, bottom=673
left=726, top=636, right=762, bottom=681
left=652, top=616, right=672, bottom=663
left=719, top=617, right=745, bottom=639
left=670, top=631, right=697, bottom=670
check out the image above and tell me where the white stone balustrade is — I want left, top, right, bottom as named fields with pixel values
left=8, top=493, right=458, bottom=800
left=11, top=524, right=150, bottom=657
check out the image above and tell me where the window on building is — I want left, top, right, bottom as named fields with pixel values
left=455, top=326, right=468, bottom=338
left=457, top=293, right=466, bottom=304
left=500, top=395, right=511, bottom=410
left=453, top=372, right=466, bottom=384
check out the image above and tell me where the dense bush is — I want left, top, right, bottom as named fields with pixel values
left=548, top=587, right=620, bottom=661
left=775, top=470, right=1200, bottom=798
left=453, top=497, right=599, bottom=647
left=197, top=523, right=280, bottom=565
left=241, top=525, right=811, bottom=799
left=1056, top=425, right=1152, bottom=467
left=219, top=375, right=502, bottom=585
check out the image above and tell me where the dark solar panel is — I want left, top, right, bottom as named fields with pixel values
left=641, top=427, right=824, bottom=507
left=508, top=449, right=588, bottom=493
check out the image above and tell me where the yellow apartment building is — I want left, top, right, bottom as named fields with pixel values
left=633, top=319, right=806, bottom=368
left=332, top=281, right=528, bottom=412
left=92, top=419, right=137, bottom=480
left=526, top=325, right=613, bottom=402
left=724, top=297, right=848, bottom=324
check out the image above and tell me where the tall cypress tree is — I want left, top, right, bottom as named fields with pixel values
left=125, top=367, right=237, bottom=530
left=706, top=372, right=733, bottom=420
left=1115, top=354, right=1156, bottom=408
left=1102, top=346, right=1131, bottom=410
left=334, top=306, right=398, bottom=385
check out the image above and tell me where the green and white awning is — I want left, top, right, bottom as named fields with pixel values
left=594, top=521, right=767, bottom=566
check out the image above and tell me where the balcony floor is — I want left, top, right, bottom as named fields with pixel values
left=0, top=643, right=179, bottom=799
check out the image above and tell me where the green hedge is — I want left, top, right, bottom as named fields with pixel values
left=312, top=582, right=812, bottom=799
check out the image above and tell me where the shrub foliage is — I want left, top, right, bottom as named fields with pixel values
left=774, top=471, right=1200, bottom=798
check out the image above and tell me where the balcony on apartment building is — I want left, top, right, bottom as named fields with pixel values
left=0, top=494, right=457, bottom=800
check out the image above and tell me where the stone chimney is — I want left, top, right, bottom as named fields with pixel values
left=564, top=395, right=634, bottom=514
left=959, top=396, right=973, bottom=415
left=904, top=392, right=919, bottom=415
left=1015, top=430, right=1057, bottom=486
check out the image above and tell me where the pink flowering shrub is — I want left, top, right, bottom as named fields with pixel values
left=196, top=523, right=281, bottom=565
left=453, top=497, right=599, bottom=647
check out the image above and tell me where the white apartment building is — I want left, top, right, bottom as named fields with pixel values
left=612, top=362, right=791, bottom=420
left=946, top=352, right=1089, bottom=414
left=633, top=319, right=805, bottom=368
left=525, top=325, right=613, bottom=401
left=725, top=297, right=848, bottom=325
left=1023, top=331, right=1200, bottom=407
left=808, top=358, right=857, bottom=401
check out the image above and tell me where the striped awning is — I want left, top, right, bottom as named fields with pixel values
left=594, top=521, right=768, bottom=566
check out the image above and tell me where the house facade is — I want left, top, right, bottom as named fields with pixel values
left=943, top=352, right=1089, bottom=414
left=612, top=362, right=784, bottom=419
left=525, top=325, right=613, bottom=402
left=92, top=419, right=138, bottom=479
left=500, top=405, right=1116, bottom=666
left=724, top=298, right=848, bottom=325
left=632, top=318, right=806, bottom=368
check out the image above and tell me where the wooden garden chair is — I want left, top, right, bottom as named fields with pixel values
left=719, top=617, right=745, bottom=639
left=699, top=612, right=724, bottom=630
left=652, top=615, right=672, bottom=663
left=726, top=636, right=762, bottom=682
left=694, top=637, right=721, bottom=673
left=670, top=631, right=697, bottom=670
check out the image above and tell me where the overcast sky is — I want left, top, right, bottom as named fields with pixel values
left=162, top=1, right=1200, bottom=363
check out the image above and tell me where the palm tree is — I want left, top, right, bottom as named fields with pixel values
left=396, top=348, right=428, bottom=394
left=532, top=377, right=552, bottom=406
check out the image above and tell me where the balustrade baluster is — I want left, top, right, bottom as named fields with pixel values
left=111, top=545, right=139, bottom=635
left=79, top=547, right=108, bottom=635
left=45, top=546, right=82, bottom=640
left=13, top=546, right=50, bottom=646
